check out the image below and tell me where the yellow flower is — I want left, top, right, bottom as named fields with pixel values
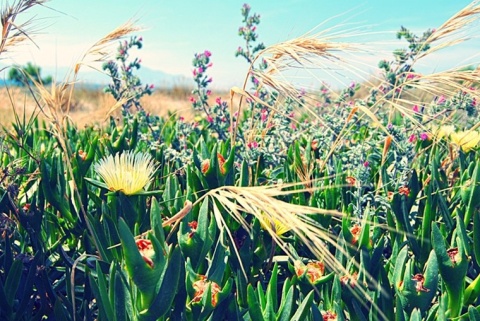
left=258, top=210, right=292, bottom=236
left=432, top=125, right=455, bottom=139
left=450, top=130, right=480, bottom=152
left=95, top=151, right=157, bottom=195
left=431, top=125, right=455, bottom=139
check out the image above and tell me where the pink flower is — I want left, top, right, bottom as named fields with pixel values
left=437, top=95, right=446, bottom=105
left=204, top=50, right=212, bottom=57
left=363, top=161, right=369, bottom=167
left=197, top=67, right=204, bottom=74
left=207, top=115, right=214, bottom=123
left=412, top=105, right=419, bottom=113
left=189, top=96, right=196, bottom=103
left=409, top=134, right=416, bottom=143
left=420, top=132, right=428, bottom=141
left=149, top=84, right=154, bottom=89
left=261, top=109, right=268, bottom=122
left=206, top=90, right=212, bottom=96
left=215, top=97, right=222, bottom=105
left=247, top=141, right=258, bottom=149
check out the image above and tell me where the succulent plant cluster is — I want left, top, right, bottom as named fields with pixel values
left=2, top=2, right=480, bottom=321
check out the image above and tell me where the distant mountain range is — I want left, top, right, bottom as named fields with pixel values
left=0, top=65, right=193, bottom=90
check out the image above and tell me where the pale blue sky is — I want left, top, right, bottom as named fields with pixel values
left=3, top=0, right=477, bottom=89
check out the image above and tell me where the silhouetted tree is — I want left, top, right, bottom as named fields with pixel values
left=8, top=62, right=52, bottom=86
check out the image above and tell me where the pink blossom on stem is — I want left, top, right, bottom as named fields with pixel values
left=247, top=141, right=258, bottom=149
left=437, top=95, right=446, bottom=105
left=261, top=109, right=268, bottom=122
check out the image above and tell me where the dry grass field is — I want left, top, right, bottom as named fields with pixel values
left=0, top=85, right=201, bottom=129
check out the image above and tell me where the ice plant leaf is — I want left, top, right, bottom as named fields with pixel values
left=94, top=151, right=158, bottom=195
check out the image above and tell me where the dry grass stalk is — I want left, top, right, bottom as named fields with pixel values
left=229, top=27, right=373, bottom=149
left=418, top=2, right=480, bottom=59
left=73, top=20, right=141, bottom=74
left=202, top=184, right=390, bottom=319
left=0, top=0, right=49, bottom=63
left=27, top=20, right=143, bottom=262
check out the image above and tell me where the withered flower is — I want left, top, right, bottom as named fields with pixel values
left=192, top=275, right=221, bottom=307
left=322, top=311, right=338, bottom=321
left=399, top=186, right=410, bottom=196
left=295, top=260, right=325, bottom=284
left=135, top=239, right=155, bottom=268
left=447, top=247, right=460, bottom=265
left=411, top=274, right=430, bottom=292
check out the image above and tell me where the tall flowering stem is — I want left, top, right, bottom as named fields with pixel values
left=190, top=51, right=233, bottom=141
left=191, top=50, right=213, bottom=117
left=235, top=3, right=265, bottom=64
left=103, top=36, right=154, bottom=115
